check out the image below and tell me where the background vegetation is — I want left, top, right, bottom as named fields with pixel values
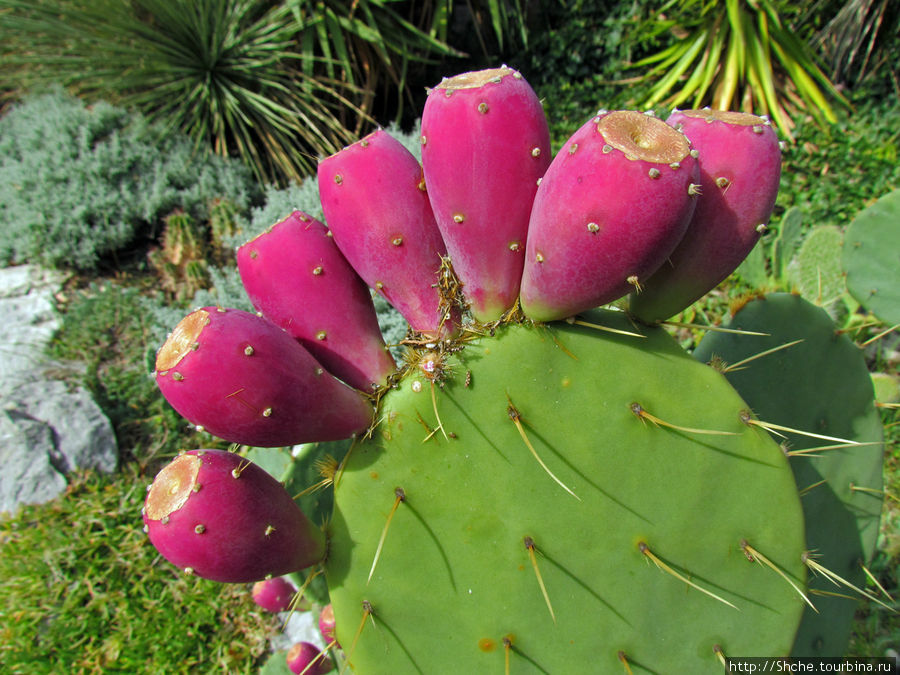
left=0, top=0, right=897, bottom=671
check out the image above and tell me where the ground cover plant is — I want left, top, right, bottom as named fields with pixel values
left=0, top=1, right=897, bottom=671
left=0, top=89, right=256, bottom=270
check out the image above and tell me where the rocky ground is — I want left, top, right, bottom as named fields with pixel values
left=0, top=264, right=118, bottom=514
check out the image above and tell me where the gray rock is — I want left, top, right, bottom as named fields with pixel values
left=0, top=409, right=68, bottom=514
left=5, top=380, right=118, bottom=474
left=0, top=264, right=118, bottom=515
left=0, top=264, right=67, bottom=388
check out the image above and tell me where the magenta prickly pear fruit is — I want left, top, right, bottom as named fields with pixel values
left=154, top=307, right=372, bottom=447
left=318, top=603, right=339, bottom=648
left=629, top=109, right=782, bottom=323
left=286, top=641, right=332, bottom=675
left=421, top=66, right=551, bottom=321
left=143, top=450, right=326, bottom=583
left=519, top=110, right=700, bottom=322
left=317, top=129, right=453, bottom=337
left=237, top=210, right=396, bottom=392
left=251, top=576, right=302, bottom=613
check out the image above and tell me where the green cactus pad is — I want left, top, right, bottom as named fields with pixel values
left=326, top=311, right=807, bottom=673
left=788, top=225, right=846, bottom=309
left=693, top=293, right=884, bottom=657
left=842, top=188, right=900, bottom=325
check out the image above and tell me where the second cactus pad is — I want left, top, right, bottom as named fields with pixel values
left=326, top=311, right=807, bottom=673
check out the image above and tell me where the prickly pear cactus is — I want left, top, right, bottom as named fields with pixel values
left=140, top=66, right=891, bottom=673
left=693, top=293, right=885, bottom=658
left=842, top=188, right=900, bottom=325
left=326, top=311, right=807, bottom=673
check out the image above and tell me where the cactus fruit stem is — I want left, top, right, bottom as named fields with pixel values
left=565, top=316, right=646, bottom=339
left=740, top=413, right=863, bottom=446
left=638, top=541, right=739, bottom=610
left=524, top=536, right=556, bottom=623
left=507, top=397, right=580, bottom=500
left=661, top=320, right=770, bottom=336
left=618, top=650, right=635, bottom=675
left=740, top=540, right=816, bottom=611
left=367, top=488, right=406, bottom=584
left=714, top=339, right=804, bottom=374
left=803, top=554, right=896, bottom=613
left=630, top=402, right=738, bottom=436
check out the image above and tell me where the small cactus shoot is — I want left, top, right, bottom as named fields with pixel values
left=143, top=450, right=326, bottom=583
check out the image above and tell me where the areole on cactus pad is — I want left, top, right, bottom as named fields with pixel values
left=142, top=64, right=886, bottom=672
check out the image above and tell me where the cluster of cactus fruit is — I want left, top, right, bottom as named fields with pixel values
left=144, top=67, right=886, bottom=673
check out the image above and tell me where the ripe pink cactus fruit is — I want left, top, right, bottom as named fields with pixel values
left=318, top=603, right=339, bottom=648
left=143, top=450, right=326, bottom=583
left=286, top=641, right=332, bottom=675
left=519, top=110, right=700, bottom=322
left=421, top=66, right=551, bottom=321
left=251, top=576, right=302, bottom=613
left=317, top=129, right=453, bottom=337
left=629, top=109, right=782, bottom=323
left=237, top=210, right=396, bottom=392
left=154, top=307, right=372, bottom=447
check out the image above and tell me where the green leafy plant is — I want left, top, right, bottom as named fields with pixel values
left=629, top=0, right=849, bottom=137
left=0, top=89, right=254, bottom=271
left=811, top=0, right=900, bottom=87
left=0, top=0, right=530, bottom=185
left=0, top=0, right=374, bottom=185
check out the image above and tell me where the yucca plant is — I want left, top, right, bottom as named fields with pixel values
left=630, top=0, right=849, bottom=138
left=0, top=0, right=367, bottom=185
left=0, top=0, right=530, bottom=185
left=810, top=0, right=900, bottom=86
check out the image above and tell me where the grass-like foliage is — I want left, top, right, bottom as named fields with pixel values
left=0, top=467, right=278, bottom=674
left=0, top=89, right=254, bottom=271
left=629, top=0, right=849, bottom=138
left=0, top=0, right=365, bottom=185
